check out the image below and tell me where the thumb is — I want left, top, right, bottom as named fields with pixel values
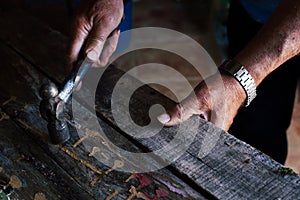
left=157, top=100, right=202, bottom=126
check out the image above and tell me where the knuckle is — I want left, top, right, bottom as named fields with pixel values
left=102, top=15, right=119, bottom=25
left=175, top=104, right=183, bottom=120
left=72, top=16, right=91, bottom=36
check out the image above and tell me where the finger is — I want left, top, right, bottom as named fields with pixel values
left=67, top=16, right=91, bottom=74
left=84, top=19, right=117, bottom=62
left=157, top=100, right=199, bottom=126
left=157, top=93, right=212, bottom=126
left=98, top=29, right=120, bottom=67
left=157, top=104, right=183, bottom=126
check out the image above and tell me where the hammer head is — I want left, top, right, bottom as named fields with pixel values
left=39, top=82, right=58, bottom=99
left=47, top=119, right=70, bottom=144
left=39, top=83, right=70, bottom=144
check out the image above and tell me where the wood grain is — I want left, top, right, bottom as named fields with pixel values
left=0, top=9, right=299, bottom=200
left=0, top=108, right=93, bottom=200
left=0, top=13, right=205, bottom=199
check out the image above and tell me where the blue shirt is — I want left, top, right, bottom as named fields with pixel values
left=239, top=0, right=281, bottom=23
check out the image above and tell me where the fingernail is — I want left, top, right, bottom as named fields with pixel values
left=87, top=50, right=98, bottom=61
left=157, top=113, right=171, bottom=124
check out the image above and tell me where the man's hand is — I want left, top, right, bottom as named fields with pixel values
left=67, top=0, right=123, bottom=73
left=157, top=73, right=246, bottom=131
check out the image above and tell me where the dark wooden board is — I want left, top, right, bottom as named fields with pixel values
left=0, top=22, right=206, bottom=199
left=0, top=108, right=93, bottom=200
left=94, top=66, right=300, bottom=199
left=0, top=9, right=299, bottom=200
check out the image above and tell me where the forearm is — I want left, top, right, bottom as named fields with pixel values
left=158, top=0, right=300, bottom=130
left=235, top=0, right=300, bottom=86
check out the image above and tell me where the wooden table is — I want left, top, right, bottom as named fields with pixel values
left=0, top=10, right=299, bottom=200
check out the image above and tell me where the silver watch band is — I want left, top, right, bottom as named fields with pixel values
left=219, top=59, right=257, bottom=107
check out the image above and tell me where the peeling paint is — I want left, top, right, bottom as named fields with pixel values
left=105, top=160, right=124, bottom=175
left=125, top=174, right=136, bottom=183
left=88, top=147, right=100, bottom=157
left=89, top=174, right=103, bottom=187
left=34, top=192, right=47, bottom=200
left=73, top=129, right=98, bottom=148
left=136, top=174, right=152, bottom=188
left=105, top=189, right=118, bottom=200
left=9, top=175, right=22, bottom=189
left=152, top=176, right=187, bottom=198
left=60, top=146, right=102, bottom=175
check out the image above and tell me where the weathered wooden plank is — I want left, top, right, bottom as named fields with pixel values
left=0, top=26, right=206, bottom=199
left=0, top=9, right=299, bottom=200
left=0, top=108, right=93, bottom=200
left=94, top=65, right=300, bottom=199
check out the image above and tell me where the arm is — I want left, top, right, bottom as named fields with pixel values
left=158, top=0, right=300, bottom=131
left=236, top=0, right=300, bottom=86
left=66, top=0, right=123, bottom=73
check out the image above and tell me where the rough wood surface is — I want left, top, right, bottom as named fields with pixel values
left=0, top=9, right=299, bottom=200
left=95, top=66, right=300, bottom=200
left=0, top=11, right=206, bottom=200
left=0, top=109, right=93, bottom=200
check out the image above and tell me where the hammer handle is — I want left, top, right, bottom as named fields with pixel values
left=57, top=57, right=93, bottom=102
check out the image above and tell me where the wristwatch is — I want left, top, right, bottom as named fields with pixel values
left=219, top=59, right=257, bottom=107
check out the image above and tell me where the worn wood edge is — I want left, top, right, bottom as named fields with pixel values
left=94, top=66, right=300, bottom=199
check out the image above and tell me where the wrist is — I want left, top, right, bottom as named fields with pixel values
left=221, top=72, right=247, bottom=106
left=219, top=59, right=257, bottom=107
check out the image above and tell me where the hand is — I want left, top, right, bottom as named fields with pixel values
left=67, top=0, right=123, bottom=73
left=157, top=73, right=246, bottom=131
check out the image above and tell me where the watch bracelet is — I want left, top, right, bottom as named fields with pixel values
left=219, top=59, right=257, bottom=107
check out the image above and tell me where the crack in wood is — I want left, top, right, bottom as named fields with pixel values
left=15, top=119, right=48, bottom=141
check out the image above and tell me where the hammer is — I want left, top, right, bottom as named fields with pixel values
left=39, top=57, right=93, bottom=144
